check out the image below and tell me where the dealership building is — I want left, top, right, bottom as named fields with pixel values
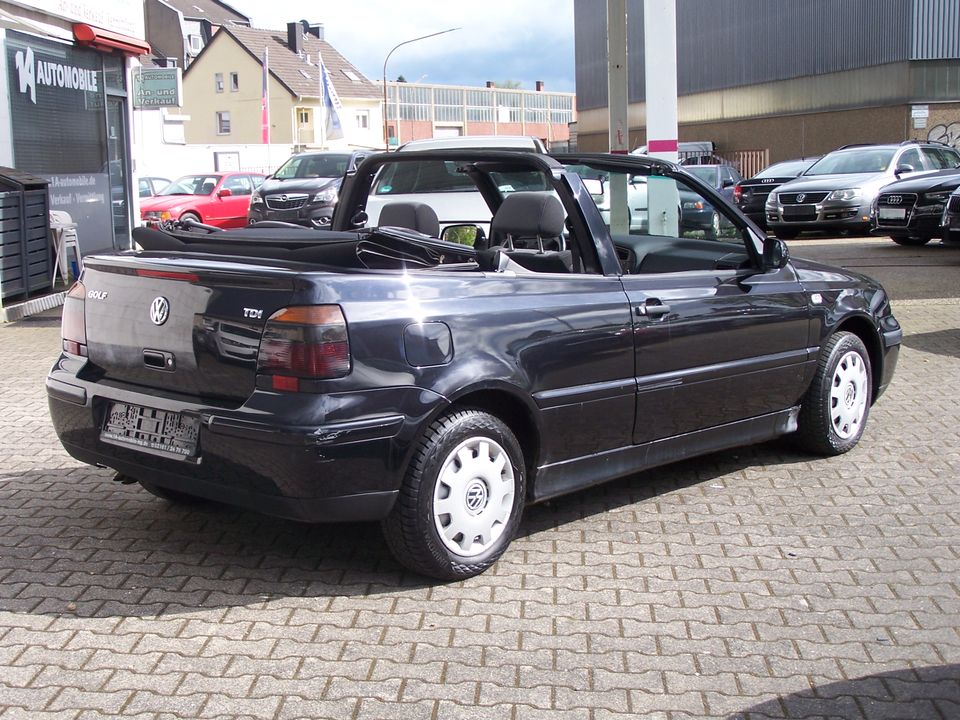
left=574, top=0, right=960, bottom=168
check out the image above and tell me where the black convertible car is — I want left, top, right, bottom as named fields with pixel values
left=48, top=150, right=901, bottom=579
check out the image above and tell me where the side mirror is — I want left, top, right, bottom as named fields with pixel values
left=722, top=178, right=735, bottom=188
left=217, top=188, right=233, bottom=198
left=349, top=211, right=369, bottom=228
left=895, top=163, right=915, bottom=177
left=762, top=236, right=789, bottom=270
left=441, top=223, right=483, bottom=247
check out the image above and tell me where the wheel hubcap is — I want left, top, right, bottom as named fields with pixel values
left=433, top=437, right=515, bottom=557
left=830, top=350, right=868, bottom=439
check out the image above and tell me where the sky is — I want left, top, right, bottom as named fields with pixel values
left=227, top=0, right=576, bottom=92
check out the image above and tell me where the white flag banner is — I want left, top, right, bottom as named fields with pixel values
left=320, top=57, right=344, bottom=142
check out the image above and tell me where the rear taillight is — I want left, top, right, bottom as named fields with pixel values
left=256, top=305, right=350, bottom=391
left=61, top=281, right=88, bottom=356
left=733, top=183, right=742, bottom=203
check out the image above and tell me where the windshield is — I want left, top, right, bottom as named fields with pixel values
left=158, top=175, right=221, bottom=196
left=374, top=161, right=477, bottom=194
left=755, top=159, right=816, bottom=179
left=804, top=149, right=896, bottom=175
left=685, top=166, right=720, bottom=186
left=274, top=154, right=350, bottom=179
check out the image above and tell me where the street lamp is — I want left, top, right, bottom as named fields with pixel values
left=382, top=28, right=459, bottom=149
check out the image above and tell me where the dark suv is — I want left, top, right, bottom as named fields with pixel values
left=872, top=164, right=960, bottom=245
left=247, top=150, right=368, bottom=227
left=766, top=141, right=959, bottom=238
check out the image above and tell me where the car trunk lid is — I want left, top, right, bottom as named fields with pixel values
left=80, top=255, right=301, bottom=402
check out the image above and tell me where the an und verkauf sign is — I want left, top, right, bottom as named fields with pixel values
left=133, top=67, right=182, bottom=109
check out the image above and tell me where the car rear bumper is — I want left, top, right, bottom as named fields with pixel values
left=46, top=357, right=440, bottom=522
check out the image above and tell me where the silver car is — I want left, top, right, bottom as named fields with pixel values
left=765, top=141, right=954, bottom=239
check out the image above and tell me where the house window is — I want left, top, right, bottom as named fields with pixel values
left=356, top=109, right=370, bottom=130
left=187, top=34, right=203, bottom=54
left=215, top=73, right=224, bottom=93
left=216, top=111, right=231, bottom=135
left=230, top=72, right=239, bottom=92
left=298, top=109, right=310, bottom=125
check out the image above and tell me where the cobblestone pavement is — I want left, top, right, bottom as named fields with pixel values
left=0, top=239, right=958, bottom=719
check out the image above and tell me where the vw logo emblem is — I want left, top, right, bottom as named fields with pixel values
left=464, top=481, right=487, bottom=514
left=796, top=193, right=806, bottom=203
left=887, top=195, right=902, bottom=204
left=149, top=296, right=170, bottom=326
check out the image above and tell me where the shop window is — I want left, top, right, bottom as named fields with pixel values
left=356, top=110, right=370, bottom=130
left=216, top=111, right=231, bottom=135
left=215, top=73, right=224, bottom=93
left=230, top=72, right=239, bottom=92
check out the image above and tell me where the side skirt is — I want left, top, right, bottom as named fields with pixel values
left=531, top=407, right=800, bottom=503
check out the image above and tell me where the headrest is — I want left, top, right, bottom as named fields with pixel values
left=378, top=201, right=440, bottom=237
left=491, top=192, right=565, bottom=238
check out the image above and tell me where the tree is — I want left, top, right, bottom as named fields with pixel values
left=496, top=80, right=522, bottom=89
left=396, top=74, right=407, bottom=83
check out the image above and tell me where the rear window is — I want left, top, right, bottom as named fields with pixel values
left=374, top=161, right=477, bottom=194
left=755, top=159, right=815, bottom=178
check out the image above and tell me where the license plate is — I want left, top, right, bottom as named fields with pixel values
left=782, top=205, right=816, bottom=220
left=101, top=402, right=200, bottom=460
left=879, top=207, right=907, bottom=220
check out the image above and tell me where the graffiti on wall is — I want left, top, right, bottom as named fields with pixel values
left=928, top=122, right=960, bottom=150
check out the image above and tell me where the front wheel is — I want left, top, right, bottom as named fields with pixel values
left=179, top=211, right=201, bottom=224
left=794, top=332, right=872, bottom=456
left=382, top=409, right=526, bottom=580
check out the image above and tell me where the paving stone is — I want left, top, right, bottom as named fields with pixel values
left=1, top=249, right=960, bottom=718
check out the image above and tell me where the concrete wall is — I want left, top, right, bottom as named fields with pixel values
left=577, top=105, right=912, bottom=164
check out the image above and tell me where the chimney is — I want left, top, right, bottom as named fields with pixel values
left=287, top=22, right=303, bottom=55
left=306, top=23, right=324, bottom=40
left=535, top=80, right=545, bottom=92
left=485, top=81, right=495, bottom=88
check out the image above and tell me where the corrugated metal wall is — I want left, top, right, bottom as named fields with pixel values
left=912, top=0, right=960, bottom=59
left=576, top=0, right=926, bottom=112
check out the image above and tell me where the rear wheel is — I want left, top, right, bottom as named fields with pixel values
left=891, top=235, right=932, bottom=246
left=382, top=409, right=526, bottom=580
left=795, top=332, right=872, bottom=456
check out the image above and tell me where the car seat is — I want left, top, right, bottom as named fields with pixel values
left=489, top=192, right=572, bottom=273
left=378, top=202, right=441, bottom=237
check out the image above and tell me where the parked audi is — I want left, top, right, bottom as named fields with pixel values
left=735, top=157, right=819, bottom=228
left=943, top=186, right=960, bottom=243
left=766, top=141, right=960, bottom=239
left=872, top=167, right=960, bottom=245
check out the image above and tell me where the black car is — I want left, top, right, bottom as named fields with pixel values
left=942, top=186, right=960, bottom=243
left=735, top=157, right=819, bottom=228
left=48, top=150, right=901, bottom=580
left=247, top=150, right=368, bottom=227
left=872, top=168, right=960, bottom=245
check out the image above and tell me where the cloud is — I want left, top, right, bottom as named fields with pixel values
left=227, top=0, right=575, bottom=91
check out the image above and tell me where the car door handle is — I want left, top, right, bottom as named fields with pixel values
left=635, top=301, right=671, bottom=317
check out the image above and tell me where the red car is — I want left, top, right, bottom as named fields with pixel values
left=140, top=172, right=264, bottom=228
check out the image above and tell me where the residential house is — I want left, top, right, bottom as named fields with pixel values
left=181, top=21, right=383, bottom=150
left=145, top=0, right=250, bottom=69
